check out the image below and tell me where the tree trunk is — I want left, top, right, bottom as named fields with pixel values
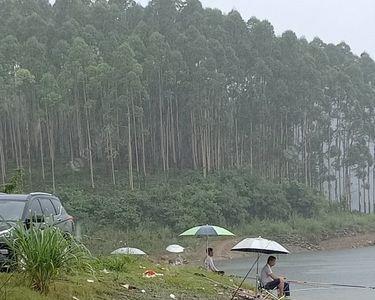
left=158, top=69, right=166, bottom=172
left=45, top=108, right=56, bottom=192
left=304, top=113, right=308, bottom=185
left=170, top=96, right=177, bottom=166
left=39, top=118, right=45, bottom=181
left=327, top=123, right=332, bottom=203
left=140, top=115, right=146, bottom=177
left=127, top=101, right=134, bottom=190
left=250, top=122, right=253, bottom=174
left=366, top=164, right=371, bottom=214
left=191, top=111, right=197, bottom=169
left=235, top=117, right=239, bottom=168
left=74, top=82, right=84, bottom=157
left=175, top=96, right=181, bottom=167
left=131, top=93, right=139, bottom=173
left=109, top=131, right=116, bottom=185
left=26, top=122, right=32, bottom=187
left=69, top=123, right=74, bottom=163
left=358, top=177, right=361, bottom=213
left=16, top=114, right=23, bottom=169
left=11, top=118, right=19, bottom=168
left=201, top=124, right=207, bottom=178
left=83, top=79, right=95, bottom=189
left=205, top=108, right=211, bottom=173
left=0, top=137, right=5, bottom=185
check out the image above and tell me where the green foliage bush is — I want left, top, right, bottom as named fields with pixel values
left=283, top=181, right=327, bottom=218
left=57, top=170, right=327, bottom=233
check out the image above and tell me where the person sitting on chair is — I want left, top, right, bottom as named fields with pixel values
left=204, top=247, right=225, bottom=275
left=260, top=256, right=290, bottom=297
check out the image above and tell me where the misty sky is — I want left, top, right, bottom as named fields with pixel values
left=136, top=0, right=375, bottom=58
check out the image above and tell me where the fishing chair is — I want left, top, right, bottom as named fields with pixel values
left=261, top=288, right=285, bottom=300
left=257, top=278, right=286, bottom=300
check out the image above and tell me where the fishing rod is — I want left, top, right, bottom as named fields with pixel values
left=291, top=287, right=333, bottom=292
left=228, top=274, right=375, bottom=291
left=287, top=279, right=375, bottom=290
left=195, top=273, right=237, bottom=291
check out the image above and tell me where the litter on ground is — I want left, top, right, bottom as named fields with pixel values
left=143, top=269, right=164, bottom=278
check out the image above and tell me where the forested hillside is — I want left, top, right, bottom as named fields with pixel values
left=1, top=0, right=375, bottom=214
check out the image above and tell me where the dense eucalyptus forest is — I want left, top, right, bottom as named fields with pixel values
left=1, top=0, right=375, bottom=216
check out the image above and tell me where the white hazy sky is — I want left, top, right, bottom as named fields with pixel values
left=136, top=0, right=375, bottom=58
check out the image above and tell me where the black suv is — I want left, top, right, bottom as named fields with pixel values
left=0, top=192, right=74, bottom=269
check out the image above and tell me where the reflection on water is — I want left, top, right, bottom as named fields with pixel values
left=218, top=246, right=375, bottom=300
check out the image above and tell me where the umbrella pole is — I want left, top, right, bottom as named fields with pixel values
left=230, top=255, right=260, bottom=300
left=206, top=235, right=208, bottom=255
left=255, top=253, right=260, bottom=294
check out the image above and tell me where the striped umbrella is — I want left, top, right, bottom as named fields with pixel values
left=179, top=224, right=235, bottom=252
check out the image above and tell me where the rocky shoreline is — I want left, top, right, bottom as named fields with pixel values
left=284, top=229, right=375, bottom=252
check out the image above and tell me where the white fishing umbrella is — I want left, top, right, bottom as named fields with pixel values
left=230, top=237, right=290, bottom=300
left=111, top=247, right=147, bottom=255
left=166, top=244, right=185, bottom=253
left=231, top=236, right=290, bottom=254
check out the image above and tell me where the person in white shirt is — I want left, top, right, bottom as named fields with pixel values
left=260, top=256, right=290, bottom=297
left=204, top=247, right=224, bottom=275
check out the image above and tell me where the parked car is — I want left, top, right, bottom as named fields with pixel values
left=0, top=192, right=74, bottom=270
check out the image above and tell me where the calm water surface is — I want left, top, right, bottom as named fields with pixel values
left=218, top=246, right=375, bottom=300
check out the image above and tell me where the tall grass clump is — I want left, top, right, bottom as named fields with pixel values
left=94, top=255, right=136, bottom=272
left=6, top=225, right=90, bottom=294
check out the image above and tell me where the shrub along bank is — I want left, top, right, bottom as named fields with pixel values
left=48, top=168, right=375, bottom=254
left=57, top=169, right=327, bottom=233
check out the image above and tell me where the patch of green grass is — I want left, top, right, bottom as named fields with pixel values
left=0, top=256, right=250, bottom=300
left=5, top=225, right=90, bottom=294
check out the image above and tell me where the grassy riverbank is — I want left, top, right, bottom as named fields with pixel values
left=0, top=256, right=250, bottom=300
left=80, top=211, right=375, bottom=256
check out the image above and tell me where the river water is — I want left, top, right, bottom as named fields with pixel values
left=218, top=246, right=375, bottom=300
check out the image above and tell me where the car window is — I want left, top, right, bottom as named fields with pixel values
left=28, top=199, right=42, bottom=217
left=39, top=198, right=56, bottom=216
left=51, top=198, right=66, bottom=215
left=0, top=200, right=25, bottom=221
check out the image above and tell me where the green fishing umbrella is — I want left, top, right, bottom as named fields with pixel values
left=179, top=224, right=235, bottom=252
